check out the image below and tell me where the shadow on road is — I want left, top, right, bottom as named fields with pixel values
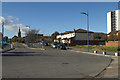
left=2, top=51, right=52, bottom=56
left=6, top=52, right=36, bottom=54
left=2, top=54, right=35, bottom=56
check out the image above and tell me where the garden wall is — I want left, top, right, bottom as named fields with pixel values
left=106, top=41, right=120, bottom=46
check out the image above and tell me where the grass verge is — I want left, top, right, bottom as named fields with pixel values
left=74, top=45, right=120, bottom=52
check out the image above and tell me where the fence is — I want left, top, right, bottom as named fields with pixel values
left=70, top=40, right=105, bottom=46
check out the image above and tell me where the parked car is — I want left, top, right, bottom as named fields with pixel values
left=51, top=43, right=58, bottom=48
left=44, top=42, right=49, bottom=46
left=40, top=42, right=49, bottom=46
left=57, top=44, right=66, bottom=50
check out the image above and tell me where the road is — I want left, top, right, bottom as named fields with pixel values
left=2, top=43, right=111, bottom=78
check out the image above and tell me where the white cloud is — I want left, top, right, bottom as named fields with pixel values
left=15, top=17, right=19, bottom=21
left=0, top=16, right=29, bottom=34
left=0, top=16, right=5, bottom=24
left=7, top=16, right=19, bottom=21
left=7, top=16, right=13, bottom=18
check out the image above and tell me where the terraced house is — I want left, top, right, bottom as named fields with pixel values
left=55, top=29, right=94, bottom=46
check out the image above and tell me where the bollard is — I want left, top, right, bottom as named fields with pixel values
left=11, top=44, right=13, bottom=48
left=115, top=53, right=119, bottom=56
left=94, top=51, right=97, bottom=53
left=103, top=52, right=106, bottom=55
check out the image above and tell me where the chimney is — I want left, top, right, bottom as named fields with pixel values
left=73, top=29, right=75, bottom=31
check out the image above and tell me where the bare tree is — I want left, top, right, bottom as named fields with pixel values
left=25, top=29, right=39, bottom=43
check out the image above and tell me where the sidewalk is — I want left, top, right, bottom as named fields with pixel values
left=21, top=43, right=45, bottom=50
left=96, top=57, right=119, bottom=78
left=69, top=47, right=119, bottom=78
left=0, top=44, right=15, bottom=53
left=0, top=48, right=15, bottom=53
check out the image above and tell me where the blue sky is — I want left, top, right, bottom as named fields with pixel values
left=2, top=2, right=118, bottom=38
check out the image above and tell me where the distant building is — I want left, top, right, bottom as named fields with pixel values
left=35, top=34, right=52, bottom=43
left=18, top=27, right=21, bottom=37
left=26, top=34, right=52, bottom=43
left=107, top=9, right=120, bottom=34
left=42, top=36, right=52, bottom=43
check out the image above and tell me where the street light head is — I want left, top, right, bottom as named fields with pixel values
left=81, top=12, right=88, bottom=16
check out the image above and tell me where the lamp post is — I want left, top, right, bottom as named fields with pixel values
left=25, top=25, right=30, bottom=46
left=81, top=11, right=89, bottom=52
left=2, top=22, right=4, bottom=49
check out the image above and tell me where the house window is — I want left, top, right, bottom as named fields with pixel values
left=89, top=33, right=91, bottom=36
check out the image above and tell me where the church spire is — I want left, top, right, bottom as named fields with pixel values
left=18, top=27, right=21, bottom=37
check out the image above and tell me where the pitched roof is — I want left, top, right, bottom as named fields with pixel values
left=43, top=36, right=51, bottom=38
left=59, top=29, right=94, bottom=35
left=75, top=29, right=94, bottom=33
left=108, top=30, right=120, bottom=35
left=94, top=32, right=107, bottom=35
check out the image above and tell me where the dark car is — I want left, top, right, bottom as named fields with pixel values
left=57, top=44, right=66, bottom=50
left=44, top=42, right=49, bottom=46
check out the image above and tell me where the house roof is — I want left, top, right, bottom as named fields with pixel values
left=75, top=29, right=94, bottom=33
left=43, top=36, right=51, bottom=38
left=59, top=29, right=94, bottom=35
left=94, top=32, right=107, bottom=35
left=108, top=30, right=120, bottom=35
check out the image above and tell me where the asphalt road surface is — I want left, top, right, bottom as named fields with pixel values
left=2, top=43, right=111, bottom=78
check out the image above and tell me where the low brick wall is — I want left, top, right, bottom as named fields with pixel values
left=106, top=41, right=120, bottom=46
left=70, top=40, right=105, bottom=46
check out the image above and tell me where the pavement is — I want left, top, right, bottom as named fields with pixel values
left=96, top=56, right=119, bottom=78
left=69, top=47, right=119, bottom=78
left=0, top=44, right=15, bottom=53
left=2, top=43, right=112, bottom=78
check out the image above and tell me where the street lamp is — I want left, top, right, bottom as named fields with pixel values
left=81, top=11, right=89, bottom=52
left=25, top=25, right=30, bottom=44
left=2, top=22, right=4, bottom=49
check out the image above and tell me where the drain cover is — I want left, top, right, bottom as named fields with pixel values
left=62, top=62, right=69, bottom=64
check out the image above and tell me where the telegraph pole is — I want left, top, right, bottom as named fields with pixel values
left=2, top=22, right=4, bottom=49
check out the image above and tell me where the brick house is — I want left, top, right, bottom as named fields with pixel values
left=94, top=32, right=107, bottom=40
left=107, top=30, right=120, bottom=37
left=106, top=30, right=120, bottom=46
left=55, top=29, right=96, bottom=46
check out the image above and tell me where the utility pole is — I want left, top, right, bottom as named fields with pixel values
left=2, top=22, right=4, bottom=49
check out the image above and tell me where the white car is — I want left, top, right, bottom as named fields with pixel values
left=51, top=43, right=58, bottom=48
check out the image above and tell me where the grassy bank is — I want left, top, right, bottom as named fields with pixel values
left=74, top=45, right=120, bottom=52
